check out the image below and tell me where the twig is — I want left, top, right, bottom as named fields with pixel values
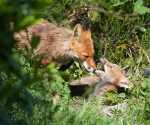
left=142, top=49, right=150, bottom=64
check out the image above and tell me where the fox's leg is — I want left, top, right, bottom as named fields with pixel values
left=59, top=60, right=74, bottom=71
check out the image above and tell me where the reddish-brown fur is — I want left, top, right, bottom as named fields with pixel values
left=69, top=57, right=133, bottom=99
left=15, top=19, right=96, bottom=72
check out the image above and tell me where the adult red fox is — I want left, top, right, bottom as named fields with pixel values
left=69, top=56, right=133, bottom=99
left=15, top=19, right=96, bottom=72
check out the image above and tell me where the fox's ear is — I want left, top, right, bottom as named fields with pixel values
left=82, top=19, right=89, bottom=30
left=118, top=78, right=133, bottom=88
left=122, top=66, right=131, bottom=76
left=72, top=24, right=82, bottom=40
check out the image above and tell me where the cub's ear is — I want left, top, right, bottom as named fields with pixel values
left=122, top=66, right=131, bottom=76
left=118, top=78, right=133, bottom=88
left=72, top=24, right=82, bottom=40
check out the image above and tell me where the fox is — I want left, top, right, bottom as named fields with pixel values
left=69, top=56, right=133, bottom=99
left=15, top=18, right=96, bottom=72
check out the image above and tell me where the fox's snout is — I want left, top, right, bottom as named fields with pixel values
left=82, top=61, right=96, bottom=72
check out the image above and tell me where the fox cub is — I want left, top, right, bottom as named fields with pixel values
left=15, top=19, right=96, bottom=72
left=69, top=56, right=133, bottom=99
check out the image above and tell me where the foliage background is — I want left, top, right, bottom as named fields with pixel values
left=0, top=0, right=150, bottom=125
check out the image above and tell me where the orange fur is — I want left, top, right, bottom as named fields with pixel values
left=15, top=19, right=96, bottom=72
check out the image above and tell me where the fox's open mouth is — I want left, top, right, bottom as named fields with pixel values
left=94, top=61, right=105, bottom=76
left=94, top=65, right=105, bottom=76
left=94, top=69, right=105, bottom=76
left=93, top=56, right=107, bottom=76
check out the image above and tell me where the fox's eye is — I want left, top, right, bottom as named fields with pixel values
left=84, top=55, right=89, bottom=58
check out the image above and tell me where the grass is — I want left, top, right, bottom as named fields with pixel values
left=2, top=53, right=150, bottom=125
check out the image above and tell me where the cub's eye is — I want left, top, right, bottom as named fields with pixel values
left=110, top=66, right=113, bottom=68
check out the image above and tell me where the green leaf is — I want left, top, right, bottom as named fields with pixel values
left=139, top=27, right=147, bottom=32
left=102, top=2, right=112, bottom=9
left=134, top=6, right=150, bottom=14
left=134, top=0, right=150, bottom=14
left=135, top=0, right=143, bottom=6
left=112, top=2, right=124, bottom=7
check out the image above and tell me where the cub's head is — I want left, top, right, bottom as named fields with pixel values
left=70, top=19, right=96, bottom=72
left=94, top=56, right=133, bottom=88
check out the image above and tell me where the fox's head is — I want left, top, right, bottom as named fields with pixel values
left=94, top=56, right=133, bottom=88
left=70, top=19, right=96, bottom=72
